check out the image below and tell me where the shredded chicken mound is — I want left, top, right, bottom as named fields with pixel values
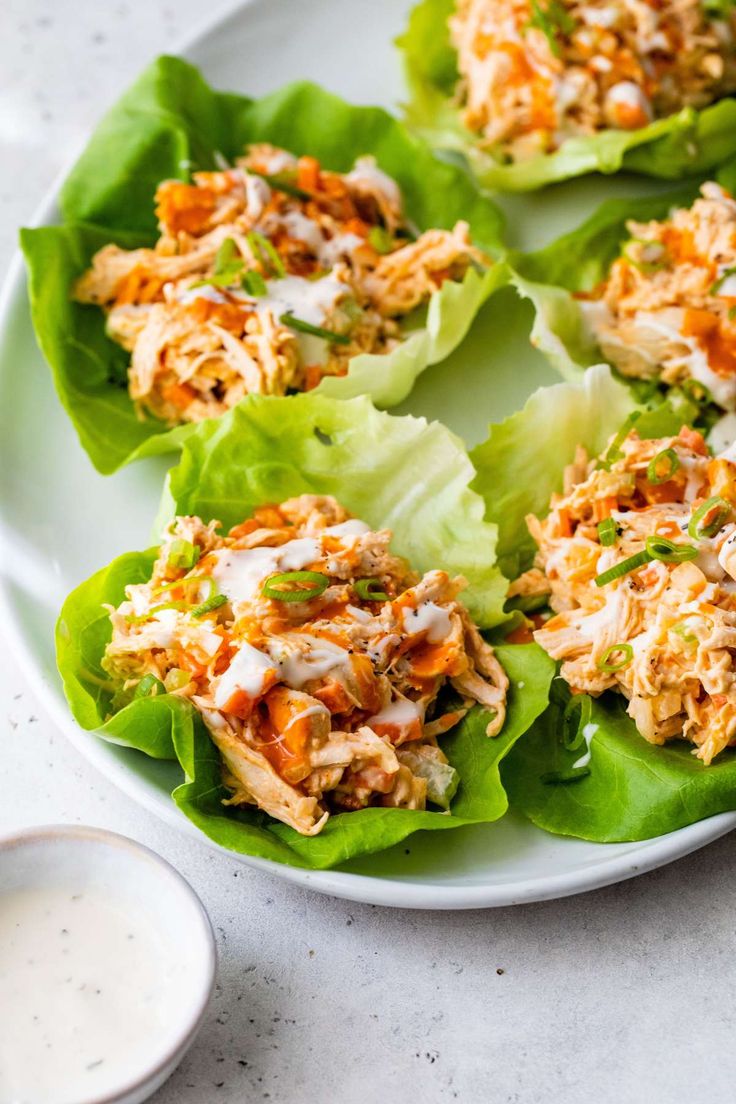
left=517, top=422, right=736, bottom=763
left=450, top=0, right=736, bottom=161
left=579, top=182, right=736, bottom=413
left=74, top=144, right=486, bottom=425
left=102, top=495, right=508, bottom=835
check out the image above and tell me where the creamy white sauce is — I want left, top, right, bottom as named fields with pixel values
left=269, top=634, right=352, bottom=689
left=573, top=723, right=598, bottom=770
left=259, top=274, right=349, bottom=328
left=176, top=283, right=230, bottom=306
left=214, top=642, right=277, bottom=706
left=345, top=157, right=402, bottom=212
left=258, top=148, right=298, bottom=175
left=367, top=697, right=423, bottom=730
left=346, top=603, right=373, bottom=623
left=211, top=538, right=321, bottom=606
left=324, top=519, right=371, bottom=538
left=278, top=210, right=325, bottom=254
left=604, top=81, right=652, bottom=123
left=402, top=601, right=452, bottom=642
left=146, top=607, right=181, bottom=649
left=579, top=5, right=618, bottom=27
left=715, top=419, right=736, bottom=458
left=244, top=174, right=271, bottom=221
left=0, top=885, right=187, bottom=1104
left=282, top=702, right=330, bottom=733
left=715, top=273, right=736, bottom=298
left=630, top=309, right=736, bottom=410
left=319, top=232, right=364, bottom=265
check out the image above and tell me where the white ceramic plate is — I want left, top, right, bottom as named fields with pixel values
left=1, top=0, right=734, bottom=909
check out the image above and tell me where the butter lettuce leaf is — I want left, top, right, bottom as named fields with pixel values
left=21, top=55, right=505, bottom=474
left=399, top=0, right=736, bottom=191
left=470, top=364, right=635, bottom=579
left=501, top=688, right=736, bottom=842
left=56, top=393, right=554, bottom=867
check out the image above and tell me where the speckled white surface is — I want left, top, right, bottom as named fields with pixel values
left=2, top=2, right=736, bottom=1101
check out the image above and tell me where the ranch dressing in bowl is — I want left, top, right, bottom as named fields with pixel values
left=0, top=826, right=216, bottom=1104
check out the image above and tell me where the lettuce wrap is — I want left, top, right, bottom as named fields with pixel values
left=470, top=365, right=736, bottom=841
left=513, top=178, right=734, bottom=432
left=21, top=55, right=506, bottom=475
left=56, top=394, right=554, bottom=868
left=398, top=0, right=736, bottom=192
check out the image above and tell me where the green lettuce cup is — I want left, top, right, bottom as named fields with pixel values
left=56, top=393, right=554, bottom=869
left=398, top=0, right=736, bottom=192
left=512, top=177, right=736, bottom=432
left=21, top=54, right=506, bottom=475
left=470, top=365, right=736, bottom=841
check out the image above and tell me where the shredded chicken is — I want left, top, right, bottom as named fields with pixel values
left=521, top=421, right=736, bottom=763
left=74, top=145, right=487, bottom=425
left=450, top=0, right=736, bottom=161
left=579, top=182, right=736, bottom=414
left=102, top=495, right=508, bottom=834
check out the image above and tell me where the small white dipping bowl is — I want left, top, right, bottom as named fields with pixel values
left=0, top=825, right=216, bottom=1104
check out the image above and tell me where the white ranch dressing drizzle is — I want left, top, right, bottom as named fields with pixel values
left=268, top=634, right=353, bottom=689
left=258, top=273, right=350, bottom=328
left=573, top=722, right=598, bottom=770
left=402, top=601, right=452, bottom=642
left=367, top=697, right=424, bottom=728
left=282, top=702, right=330, bottom=733
left=344, top=157, right=402, bottom=210
left=0, top=885, right=187, bottom=1104
left=324, top=519, right=371, bottom=537
left=211, top=538, right=322, bottom=606
left=214, top=642, right=278, bottom=707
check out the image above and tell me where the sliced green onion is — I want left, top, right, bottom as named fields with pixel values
left=645, top=535, right=698, bottom=563
left=681, top=378, right=713, bottom=406
left=191, top=593, right=228, bottom=618
left=526, top=0, right=576, bottom=56
left=167, top=538, right=200, bottom=570
left=596, top=642, right=634, bottom=672
left=354, top=577, right=390, bottom=602
left=246, top=230, right=286, bottom=278
left=152, top=575, right=214, bottom=599
left=368, top=226, right=394, bottom=254
left=597, top=517, right=617, bottom=546
left=214, top=237, right=239, bottom=274
left=621, top=238, right=668, bottom=274
left=262, top=570, right=330, bottom=602
left=647, top=448, right=680, bottom=485
left=190, top=237, right=245, bottom=287
left=562, top=694, right=592, bottom=751
left=242, top=269, right=267, bottom=297
left=134, top=674, right=165, bottom=699
left=164, top=668, right=191, bottom=692
left=594, top=550, right=652, bottom=587
left=688, top=496, right=732, bottom=540
left=711, top=265, right=736, bottom=295
left=599, top=411, right=641, bottom=470
left=248, top=168, right=311, bottom=200
left=279, top=312, right=351, bottom=345
left=125, top=600, right=188, bottom=624
left=671, top=622, right=699, bottom=648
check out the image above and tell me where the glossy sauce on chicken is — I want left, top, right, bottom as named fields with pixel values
left=74, top=145, right=486, bottom=425
left=102, top=495, right=508, bottom=833
left=516, top=422, right=736, bottom=763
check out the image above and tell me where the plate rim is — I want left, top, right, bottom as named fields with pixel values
left=2, top=0, right=735, bottom=909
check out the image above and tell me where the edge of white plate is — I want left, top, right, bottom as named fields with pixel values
left=2, top=0, right=735, bottom=909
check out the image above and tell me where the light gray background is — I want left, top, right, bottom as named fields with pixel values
left=2, top=2, right=735, bottom=1101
